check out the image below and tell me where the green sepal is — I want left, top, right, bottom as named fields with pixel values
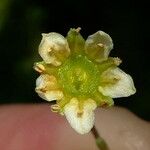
left=97, top=57, right=122, bottom=74
left=66, top=28, right=85, bottom=54
left=93, top=91, right=114, bottom=107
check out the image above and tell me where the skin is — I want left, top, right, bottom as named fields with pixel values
left=0, top=104, right=149, bottom=150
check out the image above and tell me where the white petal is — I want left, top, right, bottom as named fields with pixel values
left=99, top=68, right=136, bottom=98
left=39, top=32, right=70, bottom=66
left=85, top=31, right=113, bottom=62
left=35, top=74, right=63, bottom=101
left=64, top=98, right=97, bottom=134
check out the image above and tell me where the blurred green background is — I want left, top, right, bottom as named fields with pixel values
left=0, top=0, right=149, bottom=120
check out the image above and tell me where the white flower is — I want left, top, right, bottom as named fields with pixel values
left=34, top=28, right=136, bottom=134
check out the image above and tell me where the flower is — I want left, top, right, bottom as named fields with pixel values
left=34, top=28, right=136, bottom=134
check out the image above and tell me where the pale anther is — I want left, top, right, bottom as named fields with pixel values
left=33, top=63, right=45, bottom=73
left=113, top=57, right=122, bottom=66
left=75, top=27, right=81, bottom=33
left=98, top=43, right=104, bottom=47
left=51, top=104, right=60, bottom=112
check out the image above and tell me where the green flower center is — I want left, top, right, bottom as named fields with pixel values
left=58, top=54, right=100, bottom=98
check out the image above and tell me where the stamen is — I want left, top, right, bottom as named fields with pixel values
left=97, top=43, right=104, bottom=47
left=33, top=63, right=45, bottom=73
left=77, top=111, right=83, bottom=118
left=51, top=104, right=60, bottom=112
left=75, top=27, right=81, bottom=33
left=35, top=87, right=47, bottom=93
left=113, top=57, right=122, bottom=66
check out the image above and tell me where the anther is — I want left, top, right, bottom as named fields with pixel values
left=75, top=27, right=81, bottom=33
left=77, top=110, right=83, bottom=118
left=51, top=104, right=60, bottom=112
left=113, top=57, right=122, bottom=66
left=97, top=43, right=104, bottom=47
left=33, top=63, right=45, bottom=73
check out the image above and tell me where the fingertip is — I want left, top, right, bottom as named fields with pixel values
left=0, top=104, right=64, bottom=150
left=95, top=107, right=150, bottom=150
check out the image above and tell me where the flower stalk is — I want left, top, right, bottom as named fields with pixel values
left=91, top=126, right=109, bottom=150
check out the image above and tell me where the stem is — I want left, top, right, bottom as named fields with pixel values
left=91, top=125, right=109, bottom=150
